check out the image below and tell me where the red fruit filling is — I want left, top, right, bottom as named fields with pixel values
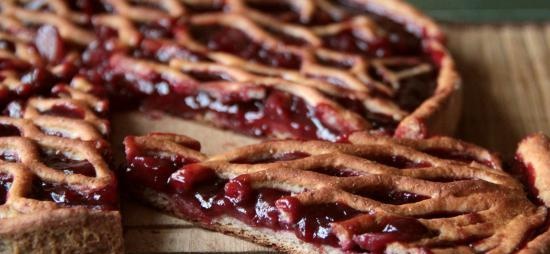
left=351, top=216, right=429, bottom=252
left=0, top=124, right=21, bottom=137
left=123, top=137, right=199, bottom=192
left=40, top=150, right=96, bottom=177
left=514, top=155, right=539, bottom=204
left=32, top=178, right=118, bottom=210
left=244, top=1, right=337, bottom=25
left=106, top=63, right=359, bottom=140
left=352, top=188, right=429, bottom=205
left=35, top=25, right=66, bottom=64
left=363, top=154, right=431, bottom=169
left=137, top=38, right=208, bottom=63
left=41, top=103, right=86, bottom=119
left=0, top=67, right=57, bottom=107
left=306, top=167, right=361, bottom=177
left=126, top=159, right=430, bottom=251
left=0, top=150, right=19, bottom=162
left=191, top=25, right=302, bottom=70
left=0, top=173, right=12, bottom=205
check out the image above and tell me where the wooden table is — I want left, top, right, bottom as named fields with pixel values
left=116, top=23, right=550, bottom=253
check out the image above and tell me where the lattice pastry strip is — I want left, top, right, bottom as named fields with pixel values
left=0, top=0, right=95, bottom=45
left=348, top=131, right=503, bottom=169
left=23, top=97, right=109, bottom=135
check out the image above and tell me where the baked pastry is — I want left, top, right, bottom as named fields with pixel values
left=0, top=71, right=122, bottom=252
left=0, top=0, right=457, bottom=252
left=0, top=0, right=459, bottom=141
left=123, top=132, right=550, bottom=253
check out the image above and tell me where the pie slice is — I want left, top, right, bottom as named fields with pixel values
left=0, top=75, right=123, bottom=252
left=71, top=0, right=459, bottom=141
left=123, top=132, right=550, bottom=253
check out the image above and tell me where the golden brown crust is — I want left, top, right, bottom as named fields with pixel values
left=0, top=75, right=122, bottom=253
left=349, top=131, right=502, bottom=169
left=517, top=133, right=550, bottom=206
left=0, top=208, right=123, bottom=254
left=515, top=133, right=550, bottom=253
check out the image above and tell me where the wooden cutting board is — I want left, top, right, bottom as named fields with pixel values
left=114, top=23, right=550, bottom=253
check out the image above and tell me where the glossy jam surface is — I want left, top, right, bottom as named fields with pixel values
left=168, top=170, right=362, bottom=246
left=0, top=173, right=12, bottom=205
left=0, top=124, right=21, bottom=137
left=306, top=167, right=361, bottom=177
left=125, top=158, right=429, bottom=251
left=352, top=216, right=429, bottom=252
left=191, top=26, right=302, bottom=70
left=514, top=155, right=539, bottom=204
left=32, top=179, right=118, bottom=210
left=0, top=67, right=57, bottom=108
left=133, top=83, right=356, bottom=141
left=42, top=104, right=86, bottom=119
left=41, top=151, right=96, bottom=177
left=123, top=137, right=199, bottom=192
left=353, top=188, right=429, bottom=205
left=366, top=154, right=431, bottom=169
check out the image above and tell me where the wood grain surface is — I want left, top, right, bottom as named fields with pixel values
left=115, top=24, right=550, bottom=253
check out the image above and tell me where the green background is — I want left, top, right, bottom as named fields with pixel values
left=408, top=0, right=550, bottom=22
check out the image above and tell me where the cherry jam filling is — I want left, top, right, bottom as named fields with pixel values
left=245, top=1, right=338, bottom=25
left=0, top=67, right=57, bottom=107
left=123, top=165, right=430, bottom=251
left=40, top=150, right=96, bottom=177
left=167, top=169, right=360, bottom=247
left=288, top=202, right=361, bottom=246
left=183, top=1, right=225, bottom=14
left=352, top=188, right=429, bottom=205
left=0, top=150, right=19, bottom=162
left=66, top=0, right=108, bottom=17
left=306, top=167, right=360, bottom=177
left=394, top=71, right=437, bottom=112
left=41, top=103, right=86, bottom=119
left=35, top=25, right=66, bottom=64
left=141, top=88, right=354, bottom=141
left=331, top=95, right=398, bottom=133
left=0, top=124, right=21, bottom=137
left=0, top=173, right=12, bottom=205
left=322, top=31, right=393, bottom=58
left=123, top=138, right=199, bottom=192
left=32, top=178, right=118, bottom=210
left=191, top=25, right=302, bottom=69
left=363, top=154, right=431, bottom=169
left=136, top=38, right=208, bottom=63
left=513, top=155, right=540, bottom=205
left=351, top=216, right=429, bottom=253
left=230, top=152, right=310, bottom=164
